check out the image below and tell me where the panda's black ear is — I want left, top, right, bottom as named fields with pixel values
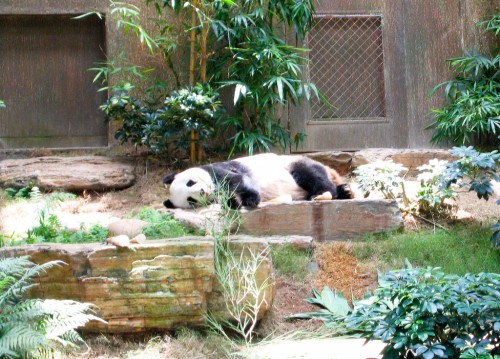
left=163, top=199, right=176, bottom=209
left=163, top=173, right=177, bottom=185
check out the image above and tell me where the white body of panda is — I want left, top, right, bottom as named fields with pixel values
left=233, top=154, right=307, bottom=201
left=163, top=153, right=351, bottom=209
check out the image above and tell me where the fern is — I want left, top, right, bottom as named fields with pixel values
left=0, top=257, right=64, bottom=307
left=0, top=256, right=105, bottom=357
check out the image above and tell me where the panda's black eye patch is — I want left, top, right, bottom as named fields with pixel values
left=187, top=196, right=198, bottom=205
left=186, top=180, right=197, bottom=187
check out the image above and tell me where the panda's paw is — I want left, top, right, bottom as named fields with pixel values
left=337, top=184, right=354, bottom=199
left=241, top=193, right=261, bottom=208
left=265, top=194, right=293, bottom=203
left=312, top=191, right=333, bottom=201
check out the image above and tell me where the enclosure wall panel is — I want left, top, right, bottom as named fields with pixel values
left=0, top=15, right=107, bottom=149
left=289, top=0, right=498, bottom=151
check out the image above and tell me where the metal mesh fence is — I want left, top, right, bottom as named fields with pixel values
left=307, top=15, right=386, bottom=120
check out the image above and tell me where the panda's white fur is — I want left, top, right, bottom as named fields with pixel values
left=233, top=154, right=306, bottom=201
left=163, top=153, right=352, bottom=209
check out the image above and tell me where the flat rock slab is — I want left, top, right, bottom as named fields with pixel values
left=167, top=200, right=402, bottom=241
left=0, top=237, right=274, bottom=333
left=0, top=156, right=135, bottom=191
left=239, top=199, right=403, bottom=240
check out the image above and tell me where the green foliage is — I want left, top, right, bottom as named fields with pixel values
left=143, top=0, right=317, bottom=155
left=295, top=267, right=500, bottom=359
left=353, top=225, right=500, bottom=275
left=130, top=207, right=192, bottom=238
left=428, top=15, right=500, bottom=146
left=353, top=160, right=408, bottom=201
left=271, top=245, right=311, bottom=281
left=26, top=212, right=62, bottom=244
left=4, top=184, right=34, bottom=199
left=291, top=287, right=351, bottom=323
left=208, top=0, right=317, bottom=154
left=204, top=183, right=270, bottom=345
left=479, top=14, right=500, bottom=35
left=0, top=256, right=103, bottom=357
left=76, top=1, right=157, bottom=53
left=56, top=224, right=109, bottom=244
left=415, top=159, right=455, bottom=216
left=354, top=147, right=500, bottom=226
left=101, top=83, right=223, bottom=155
left=438, top=146, right=500, bottom=201
left=22, top=219, right=109, bottom=245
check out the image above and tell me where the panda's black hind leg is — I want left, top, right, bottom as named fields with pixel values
left=290, top=160, right=338, bottom=200
left=337, top=183, right=354, bottom=199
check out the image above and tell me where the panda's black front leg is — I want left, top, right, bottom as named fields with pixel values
left=229, top=177, right=261, bottom=208
left=213, top=172, right=260, bottom=209
left=224, top=186, right=260, bottom=209
left=238, top=187, right=261, bottom=208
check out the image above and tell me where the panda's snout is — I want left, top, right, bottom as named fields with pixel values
left=200, top=189, right=205, bottom=196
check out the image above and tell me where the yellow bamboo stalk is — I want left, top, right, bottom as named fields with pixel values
left=189, top=0, right=198, bottom=162
left=200, top=25, right=209, bottom=83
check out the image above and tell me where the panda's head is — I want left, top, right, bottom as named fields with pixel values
left=163, top=167, right=215, bottom=209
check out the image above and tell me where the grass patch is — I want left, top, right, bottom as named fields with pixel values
left=12, top=223, right=109, bottom=246
left=271, top=245, right=311, bottom=281
left=353, top=224, right=500, bottom=275
left=130, top=207, right=196, bottom=239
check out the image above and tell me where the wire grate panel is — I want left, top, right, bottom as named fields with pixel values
left=307, top=15, right=386, bottom=120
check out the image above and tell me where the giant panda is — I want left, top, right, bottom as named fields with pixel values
left=162, top=153, right=353, bottom=209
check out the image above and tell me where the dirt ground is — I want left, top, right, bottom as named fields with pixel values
left=1, top=155, right=499, bottom=358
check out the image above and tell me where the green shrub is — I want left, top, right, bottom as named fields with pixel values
left=22, top=218, right=108, bottom=245
left=207, top=0, right=317, bottom=155
left=101, top=83, right=223, bottom=156
left=294, top=267, right=500, bottom=359
left=0, top=256, right=103, bottom=357
left=353, top=160, right=408, bottom=201
left=354, top=146, right=500, bottom=229
left=428, top=15, right=500, bottom=146
left=26, top=212, right=62, bottom=244
left=438, top=146, right=500, bottom=201
left=415, top=159, right=455, bottom=216
left=55, top=224, right=109, bottom=244
left=4, top=185, right=34, bottom=199
left=92, top=0, right=317, bottom=156
left=131, top=207, right=192, bottom=239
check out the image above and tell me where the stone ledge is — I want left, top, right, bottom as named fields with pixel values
left=239, top=199, right=403, bottom=240
left=0, top=238, right=274, bottom=333
left=0, top=156, right=135, bottom=191
left=167, top=200, right=403, bottom=241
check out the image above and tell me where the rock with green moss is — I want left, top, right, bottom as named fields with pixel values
left=0, top=238, right=274, bottom=333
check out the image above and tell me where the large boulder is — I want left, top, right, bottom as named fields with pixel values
left=0, top=156, right=135, bottom=191
left=0, top=237, right=274, bottom=333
